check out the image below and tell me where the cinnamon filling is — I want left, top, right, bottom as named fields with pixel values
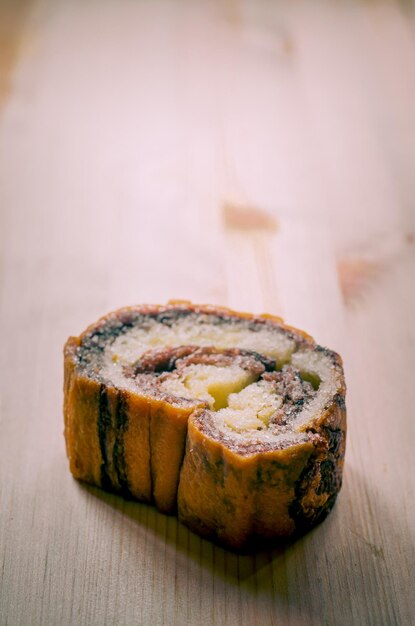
left=75, top=308, right=342, bottom=450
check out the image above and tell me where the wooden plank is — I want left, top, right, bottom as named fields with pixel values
left=0, top=0, right=414, bottom=625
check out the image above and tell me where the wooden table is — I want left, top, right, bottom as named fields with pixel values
left=1, top=1, right=414, bottom=624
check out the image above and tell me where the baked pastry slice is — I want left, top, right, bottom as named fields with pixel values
left=64, top=301, right=346, bottom=548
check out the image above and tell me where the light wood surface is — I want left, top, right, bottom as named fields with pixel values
left=1, top=1, right=414, bottom=624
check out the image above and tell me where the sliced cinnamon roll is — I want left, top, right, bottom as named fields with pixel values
left=64, top=301, right=346, bottom=548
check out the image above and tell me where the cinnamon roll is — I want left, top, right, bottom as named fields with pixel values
left=64, top=301, right=346, bottom=548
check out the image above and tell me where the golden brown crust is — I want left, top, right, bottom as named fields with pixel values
left=64, top=337, right=102, bottom=485
left=73, top=299, right=315, bottom=347
left=177, top=399, right=346, bottom=549
left=63, top=301, right=346, bottom=549
left=177, top=421, right=315, bottom=548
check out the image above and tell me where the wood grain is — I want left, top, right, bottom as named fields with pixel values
left=0, top=0, right=414, bottom=624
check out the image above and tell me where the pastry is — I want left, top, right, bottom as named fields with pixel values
left=64, top=301, right=346, bottom=549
